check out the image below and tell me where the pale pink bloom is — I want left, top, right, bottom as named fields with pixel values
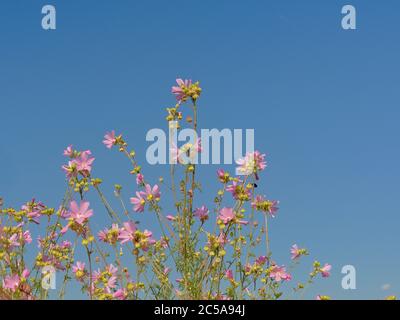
left=218, top=207, right=235, bottom=225
left=316, top=295, right=322, bottom=300
left=321, top=264, right=332, bottom=278
left=142, top=230, right=156, bottom=251
left=166, top=215, right=176, bottom=221
left=3, top=274, right=20, bottom=292
left=236, top=151, right=267, bottom=178
left=72, top=261, right=85, bottom=274
left=142, top=184, right=161, bottom=201
left=217, top=233, right=228, bottom=246
left=217, top=169, right=227, bottom=183
left=107, top=276, right=117, bottom=289
left=226, top=179, right=250, bottom=200
left=103, top=130, right=116, bottom=149
left=61, top=240, right=72, bottom=248
left=194, top=205, right=209, bottom=222
left=130, top=191, right=146, bottom=213
left=92, top=269, right=102, bottom=282
left=267, top=200, right=279, bottom=217
left=113, top=289, right=127, bottom=300
left=118, top=221, right=137, bottom=244
left=9, top=234, right=20, bottom=247
left=225, top=270, right=234, bottom=281
left=22, top=268, right=30, bottom=279
left=163, top=267, right=171, bottom=275
left=75, top=150, right=95, bottom=175
left=106, top=264, right=118, bottom=277
left=68, top=201, right=93, bottom=225
left=62, top=161, right=78, bottom=180
left=171, top=78, right=192, bottom=101
left=22, top=199, right=45, bottom=224
left=136, top=173, right=144, bottom=185
left=63, top=145, right=74, bottom=157
left=269, top=265, right=292, bottom=282
left=290, top=244, right=301, bottom=260
left=22, top=230, right=32, bottom=244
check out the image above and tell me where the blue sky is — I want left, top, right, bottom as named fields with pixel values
left=0, top=0, right=399, bottom=299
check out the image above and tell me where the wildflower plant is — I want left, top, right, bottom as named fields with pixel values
left=0, top=79, right=333, bottom=300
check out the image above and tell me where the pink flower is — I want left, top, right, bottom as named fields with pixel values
left=194, top=205, right=209, bottom=222
left=62, top=161, right=78, bottom=180
left=290, top=244, right=301, bottom=260
left=236, top=151, right=267, bottom=178
left=22, top=268, right=30, bottom=279
left=3, top=274, right=20, bottom=292
left=142, top=184, right=161, bottom=202
left=218, top=207, right=235, bottom=225
left=22, top=230, right=32, bottom=244
left=251, top=195, right=279, bottom=217
left=226, top=179, right=251, bottom=200
left=68, top=201, right=93, bottom=225
left=269, top=265, right=292, bottom=282
left=166, top=215, right=176, bottom=221
left=142, top=230, right=156, bottom=251
left=9, top=234, right=20, bottom=247
left=118, top=221, right=137, bottom=244
left=217, top=233, right=228, bottom=246
left=113, top=289, right=127, bottom=300
left=75, top=150, right=95, bottom=175
left=320, top=264, right=332, bottom=278
left=255, top=256, right=268, bottom=265
left=171, top=78, right=192, bottom=101
left=136, top=173, right=144, bottom=185
left=72, top=261, right=86, bottom=279
left=225, top=270, right=234, bottom=281
left=217, top=169, right=228, bottom=183
left=103, top=130, right=116, bottom=149
left=61, top=201, right=93, bottom=233
left=130, top=191, right=146, bottom=213
left=63, top=145, right=74, bottom=157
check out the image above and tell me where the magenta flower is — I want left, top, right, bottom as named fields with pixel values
left=255, top=256, right=268, bottom=265
left=118, top=221, right=137, bottom=244
left=269, top=265, right=292, bottom=282
left=171, top=78, right=192, bottom=101
left=130, top=192, right=146, bottom=213
left=136, top=173, right=144, bottom=185
left=320, top=264, right=332, bottom=278
left=3, top=274, right=20, bottom=292
left=103, top=130, right=116, bottom=149
left=225, top=270, right=234, bottom=281
left=194, top=205, right=209, bottom=223
left=218, top=207, right=235, bottom=225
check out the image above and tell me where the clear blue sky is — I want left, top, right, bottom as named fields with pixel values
left=1, top=0, right=399, bottom=299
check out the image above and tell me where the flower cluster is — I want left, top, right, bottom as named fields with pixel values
left=0, top=79, right=336, bottom=300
